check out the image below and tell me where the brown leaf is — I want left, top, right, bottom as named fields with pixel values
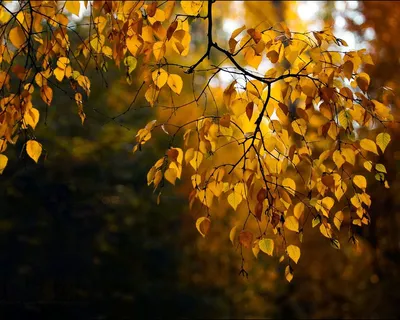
left=167, top=21, right=178, bottom=41
left=239, top=230, right=253, bottom=248
left=246, top=102, right=254, bottom=121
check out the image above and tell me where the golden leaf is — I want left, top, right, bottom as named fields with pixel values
left=164, top=168, right=178, bottom=185
left=65, top=1, right=81, bottom=16
left=287, top=245, right=301, bottom=264
left=285, top=265, right=293, bottom=282
left=334, top=211, right=344, bottom=231
left=360, top=138, right=378, bottom=155
left=167, top=74, right=183, bottom=95
left=152, top=68, right=169, bottom=88
left=40, top=85, right=53, bottom=106
left=285, top=216, right=299, bottom=232
left=153, top=41, right=166, bottom=61
left=353, top=175, right=367, bottom=190
left=10, top=26, right=26, bottom=48
left=181, top=1, right=203, bottom=15
left=293, top=202, right=305, bottom=220
left=282, top=178, right=296, bottom=196
left=227, top=190, right=242, bottom=210
left=0, top=154, right=8, bottom=174
left=26, top=140, right=42, bottom=163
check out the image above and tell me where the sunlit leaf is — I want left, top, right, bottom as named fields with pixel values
left=287, top=245, right=301, bottom=264
left=259, top=238, right=274, bottom=256
left=376, top=132, right=391, bottom=153
left=26, top=140, right=42, bottom=163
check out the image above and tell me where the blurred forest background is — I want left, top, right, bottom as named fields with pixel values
left=1, top=1, right=400, bottom=318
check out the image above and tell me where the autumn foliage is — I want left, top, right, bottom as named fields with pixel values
left=0, top=0, right=395, bottom=281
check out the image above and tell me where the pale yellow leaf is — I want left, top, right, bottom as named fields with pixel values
left=376, top=133, right=391, bottom=153
left=259, top=238, right=274, bottom=256
left=375, top=163, right=387, bottom=173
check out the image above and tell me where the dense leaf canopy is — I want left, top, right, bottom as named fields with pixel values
left=0, top=0, right=394, bottom=281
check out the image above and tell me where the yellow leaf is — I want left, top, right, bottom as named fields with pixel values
left=333, top=150, right=345, bottom=169
left=285, top=216, right=299, bottom=232
left=24, top=108, right=40, bottom=129
left=353, top=175, right=367, bottom=190
left=230, top=25, right=246, bottom=39
left=10, top=26, right=26, bottom=48
left=341, top=148, right=355, bottom=165
left=54, top=68, right=65, bottom=82
left=126, top=34, right=143, bottom=56
left=90, top=35, right=105, bottom=53
left=293, top=202, right=304, bottom=219
left=282, top=178, right=296, bottom=196
left=181, top=1, right=203, bottom=15
left=0, top=154, right=8, bottom=174
left=195, top=217, right=210, bottom=237
left=227, top=190, right=242, bottom=210
left=335, top=181, right=347, bottom=201
left=124, top=56, right=137, bottom=74
left=319, top=223, right=332, bottom=238
left=285, top=265, right=293, bottom=282
left=26, top=140, right=42, bottom=163
left=364, top=160, right=373, bottom=172
left=291, top=119, right=307, bottom=136
left=145, top=85, right=160, bottom=107
left=189, top=150, right=203, bottom=170
left=321, top=196, right=334, bottom=211
left=287, top=245, right=301, bottom=264
left=376, top=133, right=391, bottom=153
left=40, top=85, right=53, bottom=106
left=229, top=226, right=237, bottom=245
left=375, top=163, right=387, bottom=173
left=259, top=238, right=274, bottom=256
left=350, top=195, right=362, bottom=208
left=153, top=41, right=166, bottom=61
left=152, top=68, right=169, bottom=88
left=334, top=211, right=344, bottom=231
left=252, top=240, right=260, bottom=259
left=338, top=110, right=351, bottom=129
left=360, top=138, right=378, bottom=155
left=167, top=74, right=183, bottom=95
left=164, top=168, right=177, bottom=185
left=65, top=1, right=81, bottom=16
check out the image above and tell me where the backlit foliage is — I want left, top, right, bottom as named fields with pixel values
left=0, top=0, right=394, bottom=281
